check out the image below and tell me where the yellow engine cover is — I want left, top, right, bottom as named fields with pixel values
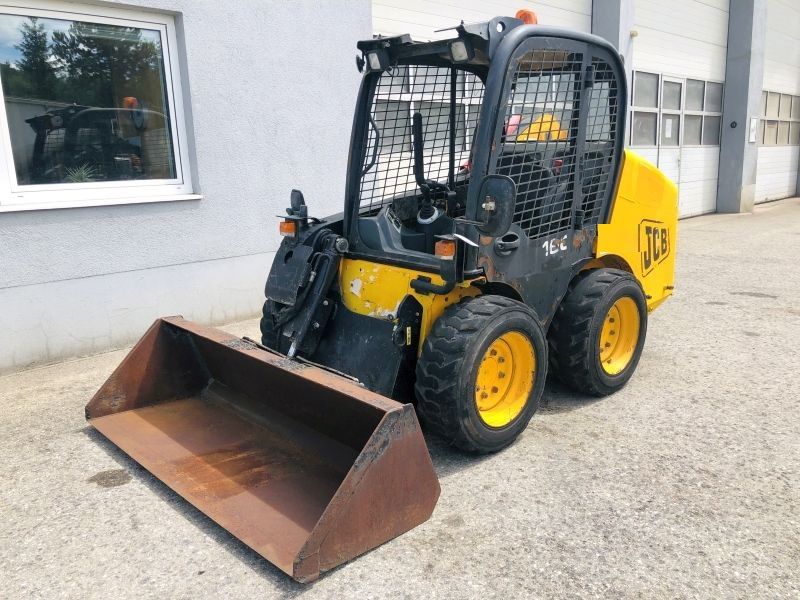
left=338, top=259, right=480, bottom=352
left=596, top=150, right=679, bottom=311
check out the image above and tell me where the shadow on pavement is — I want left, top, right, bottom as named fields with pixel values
left=538, top=376, right=603, bottom=414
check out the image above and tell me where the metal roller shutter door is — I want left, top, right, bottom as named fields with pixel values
left=630, top=0, right=729, bottom=218
left=755, top=0, right=800, bottom=204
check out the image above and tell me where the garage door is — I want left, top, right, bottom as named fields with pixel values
left=755, top=0, right=800, bottom=204
left=629, top=0, right=729, bottom=218
left=372, top=1, right=591, bottom=40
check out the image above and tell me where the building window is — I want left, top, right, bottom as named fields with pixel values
left=631, top=71, right=658, bottom=146
left=759, top=91, right=800, bottom=146
left=0, top=3, right=192, bottom=212
left=630, top=72, right=722, bottom=148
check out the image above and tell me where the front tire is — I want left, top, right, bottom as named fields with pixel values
left=259, top=299, right=281, bottom=350
left=549, top=269, right=648, bottom=396
left=414, top=295, right=547, bottom=453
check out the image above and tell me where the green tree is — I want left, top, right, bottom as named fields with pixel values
left=12, top=17, right=57, bottom=100
left=50, top=21, right=163, bottom=108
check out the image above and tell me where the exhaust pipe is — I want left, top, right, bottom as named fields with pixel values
left=85, top=317, right=439, bottom=582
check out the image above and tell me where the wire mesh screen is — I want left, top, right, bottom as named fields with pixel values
left=582, top=58, right=619, bottom=225
left=359, top=66, right=484, bottom=212
left=495, top=50, right=582, bottom=239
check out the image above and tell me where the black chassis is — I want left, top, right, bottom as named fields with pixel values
left=264, top=17, right=627, bottom=400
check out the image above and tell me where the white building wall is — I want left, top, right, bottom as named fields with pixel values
left=755, top=146, right=800, bottom=203
left=0, top=0, right=372, bottom=373
left=373, top=0, right=591, bottom=40
left=632, top=0, right=729, bottom=82
left=762, top=0, right=800, bottom=95
left=631, top=0, right=729, bottom=217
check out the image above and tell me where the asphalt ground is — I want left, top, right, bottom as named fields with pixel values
left=1, top=197, right=798, bottom=599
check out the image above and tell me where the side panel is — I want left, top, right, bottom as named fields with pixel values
left=596, top=150, right=678, bottom=311
left=339, top=258, right=480, bottom=348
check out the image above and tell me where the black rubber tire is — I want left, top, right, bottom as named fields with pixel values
left=548, top=268, right=648, bottom=397
left=414, top=295, right=547, bottom=453
left=259, top=299, right=280, bottom=350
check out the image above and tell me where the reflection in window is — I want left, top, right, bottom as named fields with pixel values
left=765, top=92, right=780, bottom=119
left=789, top=122, right=800, bottom=145
left=705, top=82, right=723, bottom=113
left=758, top=90, right=800, bottom=146
left=764, top=120, right=778, bottom=145
left=684, top=114, right=702, bottom=145
left=633, top=72, right=658, bottom=108
left=662, top=81, right=682, bottom=111
left=777, top=121, right=790, bottom=145
left=686, top=79, right=705, bottom=111
left=702, top=115, right=720, bottom=146
left=0, top=14, right=175, bottom=185
left=631, top=111, right=657, bottom=145
left=779, top=94, right=792, bottom=120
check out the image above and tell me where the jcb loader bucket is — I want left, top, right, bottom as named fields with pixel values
left=85, top=317, right=439, bottom=582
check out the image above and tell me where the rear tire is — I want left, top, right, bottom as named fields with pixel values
left=414, top=295, right=547, bottom=453
left=548, top=268, right=647, bottom=396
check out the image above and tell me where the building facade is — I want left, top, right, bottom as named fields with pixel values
left=373, top=0, right=800, bottom=216
left=0, top=0, right=797, bottom=372
left=0, top=0, right=371, bottom=372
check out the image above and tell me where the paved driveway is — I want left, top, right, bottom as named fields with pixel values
left=2, top=198, right=798, bottom=599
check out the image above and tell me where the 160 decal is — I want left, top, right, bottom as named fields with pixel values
left=639, top=220, right=670, bottom=276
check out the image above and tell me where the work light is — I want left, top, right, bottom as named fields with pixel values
left=449, top=39, right=474, bottom=63
left=366, top=49, right=389, bottom=71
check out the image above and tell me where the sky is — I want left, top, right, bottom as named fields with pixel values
left=0, top=13, right=161, bottom=66
left=0, top=14, right=70, bottom=65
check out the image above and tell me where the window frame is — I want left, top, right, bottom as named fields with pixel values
left=630, top=71, right=724, bottom=149
left=687, top=79, right=723, bottom=147
left=758, top=90, right=800, bottom=147
left=0, top=1, right=196, bottom=212
left=630, top=71, right=659, bottom=147
left=659, top=76, right=683, bottom=147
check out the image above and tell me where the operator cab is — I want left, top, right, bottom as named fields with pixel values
left=353, top=58, right=484, bottom=258
left=350, top=16, right=619, bottom=266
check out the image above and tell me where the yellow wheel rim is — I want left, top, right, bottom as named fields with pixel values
left=474, top=331, right=535, bottom=428
left=599, top=297, right=640, bottom=375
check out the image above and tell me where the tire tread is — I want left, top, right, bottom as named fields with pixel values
left=549, top=269, right=644, bottom=396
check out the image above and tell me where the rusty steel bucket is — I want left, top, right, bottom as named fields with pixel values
left=85, top=317, right=440, bottom=582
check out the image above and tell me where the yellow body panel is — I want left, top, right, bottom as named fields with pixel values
left=339, top=259, right=481, bottom=352
left=516, top=112, right=568, bottom=142
left=596, top=150, right=678, bottom=311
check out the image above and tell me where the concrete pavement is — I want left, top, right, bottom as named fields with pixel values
left=1, top=198, right=799, bottom=599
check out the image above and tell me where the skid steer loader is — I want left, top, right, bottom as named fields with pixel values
left=87, top=11, right=677, bottom=583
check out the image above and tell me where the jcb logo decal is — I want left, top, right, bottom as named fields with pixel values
left=639, top=220, right=669, bottom=276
